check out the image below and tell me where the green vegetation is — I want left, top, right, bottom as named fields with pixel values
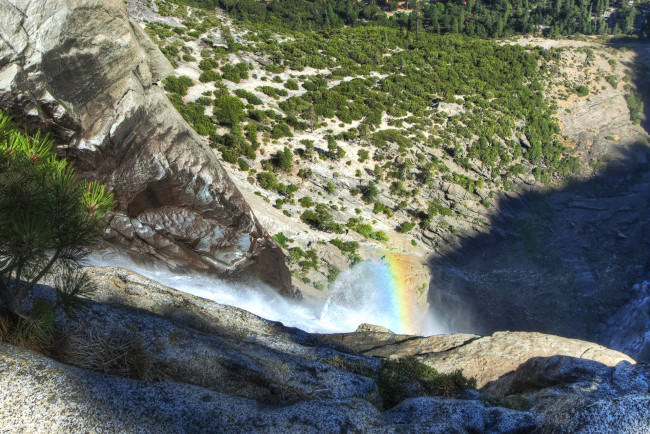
left=168, top=94, right=216, bottom=136
left=297, top=248, right=319, bottom=271
left=275, top=147, right=294, bottom=172
left=574, top=85, right=590, bottom=97
left=330, top=238, right=359, bottom=253
left=327, top=265, right=340, bottom=283
left=329, top=238, right=361, bottom=263
left=221, top=63, right=250, bottom=83
left=163, top=75, right=193, bottom=96
left=235, top=89, right=263, bottom=105
left=626, top=90, right=644, bottom=125
left=214, top=95, right=245, bottom=126
left=346, top=218, right=389, bottom=241
left=273, top=232, right=293, bottom=248
left=298, top=196, right=313, bottom=207
left=378, top=356, right=477, bottom=409
left=0, top=112, right=114, bottom=324
left=151, top=0, right=606, bottom=286
left=199, top=70, right=221, bottom=83
left=171, top=0, right=648, bottom=38
left=271, top=122, right=293, bottom=139
left=300, top=204, right=343, bottom=233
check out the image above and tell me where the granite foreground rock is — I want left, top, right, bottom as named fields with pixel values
left=325, top=329, right=635, bottom=387
left=483, top=356, right=650, bottom=434
left=1, top=266, right=648, bottom=432
left=0, top=0, right=292, bottom=293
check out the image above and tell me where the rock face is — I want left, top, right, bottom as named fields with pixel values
left=483, top=356, right=650, bottom=433
left=325, top=329, right=635, bottom=388
left=0, top=341, right=541, bottom=433
left=1, top=266, right=648, bottom=432
left=428, top=155, right=650, bottom=359
left=0, top=0, right=292, bottom=294
left=600, top=280, right=650, bottom=361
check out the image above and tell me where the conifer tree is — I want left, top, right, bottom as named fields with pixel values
left=0, top=112, right=113, bottom=320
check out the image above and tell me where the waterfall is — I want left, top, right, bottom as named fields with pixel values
left=87, top=254, right=442, bottom=335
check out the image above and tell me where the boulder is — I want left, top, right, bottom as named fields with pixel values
left=420, top=331, right=635, bottom=387
left=356, top=323, right=394, bottom=333
left=0, top=342, right=384, bottom=433
left=483, top=355, right=615, bottom=396
left=325, top=329, right=635, bottom=387
left=483, top=356, right=650, bottom=434
left=433, top=102, right=464, bottom=117
left=443, top=182, right=468, bottom=201
left=385, top=397, right=537, bottom=433
left=0, top=0, right=292, bottom=294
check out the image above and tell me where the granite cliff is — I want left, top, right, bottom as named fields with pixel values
left=0, top=0, right=292, bottom=294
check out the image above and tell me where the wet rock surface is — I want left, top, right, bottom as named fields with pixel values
left=0, top=0, right=292, bottom=293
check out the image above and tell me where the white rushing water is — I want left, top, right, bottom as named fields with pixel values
left=87, top=254, right=443, bottom=335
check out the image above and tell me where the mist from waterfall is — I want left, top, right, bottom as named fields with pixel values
left=87, top=254, right=443, bottom=335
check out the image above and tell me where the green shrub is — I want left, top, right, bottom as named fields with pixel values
left=377, top=356, right=477, bottom=409
left=248, top=109, right=267, bottom=122
left=288, top=247, right=304, bottom=262
left=198, top=58, right=218, bottom=71
left=362, top=182, right=379, bottom=204
left=221, top=63, right=250, bottom=83
left=199, top=70, right=221, bottom=83
left=257, top=171, right=278, bottom=190
left=574, top=85, right=589, bottom=97
left=298, top=168, right=312, bottom=179
left=300, top=204, right=341, bottom=232
left=428, top=200, right=453, bottom=217
left=284, top=79, right=299, bottom=90
left=298, top=196, right=313, bottom=207
left=167, top=94, right=216, bottom=136
left=237, top=159, right=250, bottom=171
left=626, top=90, right=644, bottom=124
left=163, top=75, right=193, bottom=96
left=275, top=147, right=294, bottom=172
left=195, top=96, right=213, bottom=106
left=213, top=95, right=245, bottom=126
left=273, top=232, right=293, bottom=248
left=327, top=265, right=340, bottom=283
left=271, top=122, right=292, bottom=139
left=358, top=149, right=370, bottom=163
left=330, top=239, right=359, bottom=254
left=397, top=222, right=415, bottom=233
left=235, top=89, right=263, bottom=105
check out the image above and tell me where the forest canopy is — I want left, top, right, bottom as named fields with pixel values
left=170, top=0, right=650, bottom=38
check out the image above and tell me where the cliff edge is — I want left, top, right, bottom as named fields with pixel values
left=0, top=0, right=293, bottom=294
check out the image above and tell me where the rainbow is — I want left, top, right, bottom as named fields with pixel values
left=370, top=253, right=422, bottom=335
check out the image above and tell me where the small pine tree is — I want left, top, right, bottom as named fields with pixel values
left=0, top=112, right=114, bottom=320
left=277, top=146, right=293, bottom=172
